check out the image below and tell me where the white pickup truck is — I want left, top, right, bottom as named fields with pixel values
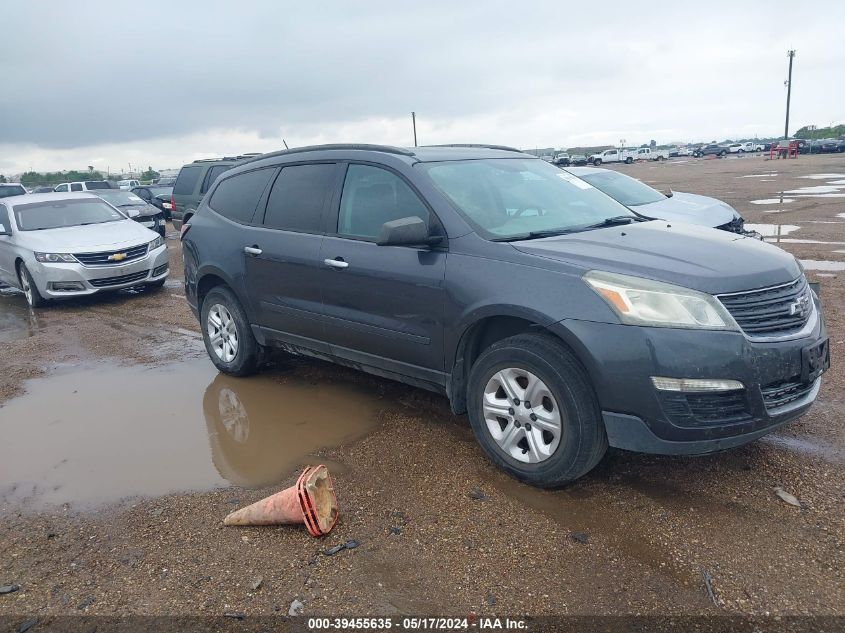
left=632, top=147, right=670, bottom=161
left=589, top=148, right=638, bottom=165
left=728, top=142, right=765, bottom=153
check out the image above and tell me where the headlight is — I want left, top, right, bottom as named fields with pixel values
left=149, top=236, right=164, bottom=250
left=583, top=270, right=737, bottom=330
left=35, top=252, right=76, bottom=263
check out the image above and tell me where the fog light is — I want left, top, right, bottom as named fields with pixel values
left=49, top=281, right=85, bottom=292
left=152, top=264, right=168, bottom=277
left=651, top=377, right=744, bottom=392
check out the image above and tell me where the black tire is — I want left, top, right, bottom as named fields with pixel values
left=200, top=286, right=262, bottom=376
left=18, top=262, right=47, bottom=308
left=466, top=333, right=607, bottom=488
left=657, top=155, right=665, bottom=161
left=625, top=157, right=633, bottom=164
left=593, top=158, right=602, bottom=166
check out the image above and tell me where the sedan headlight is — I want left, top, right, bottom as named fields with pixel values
left=149, top=236, right=164, bottom=250
left=35, top=252, right=76, bottom=263
left=583, top=270, right=737, bottom=330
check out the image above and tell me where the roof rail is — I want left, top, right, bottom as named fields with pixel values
left=240, top=144, right=416, bottom=165
left=423, top=143, right=526, bottom=153
left=191, top=153, right=264, bottom=164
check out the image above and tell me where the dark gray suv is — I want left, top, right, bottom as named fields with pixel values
left=182, top=144, right=828, bottom=487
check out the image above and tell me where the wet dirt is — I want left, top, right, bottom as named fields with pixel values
left=0, top=359, right=383, bottom=509
left=0, top=293, right=44, bottom=343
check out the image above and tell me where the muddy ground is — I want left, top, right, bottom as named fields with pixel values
left=1, top=154, right=844, bottom=622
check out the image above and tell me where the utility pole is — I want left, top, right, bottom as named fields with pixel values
left=784, top=50, right=795, bottom=140
left=411, top=112, right=417, bottom=147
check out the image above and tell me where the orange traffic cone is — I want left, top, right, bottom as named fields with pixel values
left=223, top=465, right=339, bottom=537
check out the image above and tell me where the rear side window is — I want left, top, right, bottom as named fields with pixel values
left=201, top=165, right=231, bottom=194
left=0, top=185, right=26, bottom=198
left=337, top=164, right=429, bottom=240
left=208, top=168, right=275, bottom=223
left=70, top=183, right=82, bottom=191
left=85, top=181, right=110, bottom=190
left=173, top=166, right=202, bottom=195
left=263, top=164, right=336, bottom=233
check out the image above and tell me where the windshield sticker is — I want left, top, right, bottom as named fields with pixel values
left=557, top=173, right=593, bottom=189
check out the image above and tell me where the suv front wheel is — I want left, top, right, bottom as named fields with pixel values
left=201, top=286, right=262, bottom=376
left=467, top=333, right=607, bottom=488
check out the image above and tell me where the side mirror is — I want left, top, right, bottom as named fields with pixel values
left=376, top=216, right=440, bottom=247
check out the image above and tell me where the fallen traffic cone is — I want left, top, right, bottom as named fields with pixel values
left=223, top=465, right=339, bottom=537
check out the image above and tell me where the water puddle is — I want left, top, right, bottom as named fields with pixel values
left=769, top=238, right=845, bottom=246
left=0, top=293, right=44, bottom=342
left=740, top=173, right=778, bottom=178
left=801, top=173, right=845, bottom=180
left=784, top=186, right=844, bottom=195
left=800, top=260, right=845, bottom=272
left=744, top=223, right=800, bottom=237
left=759, top=434, right=845, bottom=463
left=0, top=359, right=385, bottom=509
left=751, top=198, right=795, bottom=205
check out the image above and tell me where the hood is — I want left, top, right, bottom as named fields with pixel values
left=17, top=219, right=159, bottom=252
left=631, top=191, right=737, bottom=228
left=119, top=203, right=160, bottom=219
left=512, top=220, right=800, bottom=294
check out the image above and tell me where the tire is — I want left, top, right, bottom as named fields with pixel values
left=200, top=286, right=262, bottom=376
left=719, top=151, right=727, bottom=157
left=657, top=155, right=665, bottom=161
left=466, top=333, right=607, bottom=488
left=593, top=158, right=602, bottom=166
left=737, top=149, right=744, bottom=154
left=625, top=157, right=633, bottom=164
left=18, top=263, right=47, bottom=308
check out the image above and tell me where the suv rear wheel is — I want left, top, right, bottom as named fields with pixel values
left=467, top=333, right=607, bottom=487
left=201, top=286, right=262, bottom=376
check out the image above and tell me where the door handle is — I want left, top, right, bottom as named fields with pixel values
left=324, top=258, right=349, bottom=270
left=244, top=246, right=262, bottom=256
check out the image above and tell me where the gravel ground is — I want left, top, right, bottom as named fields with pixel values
left=1, top=154, right=844, bottom=621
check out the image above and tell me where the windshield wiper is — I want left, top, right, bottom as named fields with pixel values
left=582, top=215, right=641, bottom=229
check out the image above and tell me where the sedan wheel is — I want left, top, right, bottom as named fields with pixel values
left=18, top=263, right=46, bottom=308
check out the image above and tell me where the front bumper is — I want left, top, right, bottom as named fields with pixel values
left=550, top=299, right=827, bottom=455
left=29, top=244, right=170, bottom=298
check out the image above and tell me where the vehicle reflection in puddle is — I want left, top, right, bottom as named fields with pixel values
left=0, top=291, right=43, bottom=342
left=800, top=260, right=845, bottom=272
left=744, top=223, right=800, bottom=237
left=0, top=359, right=383, bottom=509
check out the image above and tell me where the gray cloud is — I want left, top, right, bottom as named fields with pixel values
left=0, top=0, right=842, bottom=170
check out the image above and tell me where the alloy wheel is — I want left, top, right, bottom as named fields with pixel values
left=207, top=304, right=239, bottom=363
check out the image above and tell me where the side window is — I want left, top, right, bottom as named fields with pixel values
left=201, top=165, right=231, bottom=194
left=70, top=183, right=82, bottom=192
left=337, top=165, right=429, bottom=240
left=263, top=163, right=336, bottom=233
left=55, top=184, right=69, bottom=192
left=173, top=166, right=202, bottom=195
left=208, top=168, right=275, bottom=224
left=0, top=203, right=10, bottom=232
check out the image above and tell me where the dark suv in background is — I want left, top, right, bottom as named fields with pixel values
left=182, top=144, right=828, bottom=487
left=693, top=144, right=727, bottom=157
left=170, top=154, right=260, bottom=230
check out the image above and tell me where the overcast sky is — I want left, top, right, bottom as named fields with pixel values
left=1, top=0, right=843, bottom=175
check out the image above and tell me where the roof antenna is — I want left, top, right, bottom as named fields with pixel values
left=283, top=139, right=289, bottom=149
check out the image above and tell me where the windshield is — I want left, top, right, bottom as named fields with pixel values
left=422, top=158, right=635, bottom=240
left=575, top=170, right=665, bottom=206
left=14, top=198, right=125, bottom=231
left=95, top=190, right=147, bottom=206
left=84, top=181, right=112, bottom=190
left=0, top=185, right=26, bottom=199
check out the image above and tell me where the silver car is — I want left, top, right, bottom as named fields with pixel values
left=565, top=166, right=755, bottom=235
left=0, top=193, right=169, bottom=307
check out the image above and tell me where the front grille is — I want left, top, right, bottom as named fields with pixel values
left=659, top=390, right=751, bottom=427
left=89, top=270, right=150, bottom=288
left=761, top=378, right=815, bottom=410
left=718, top=277, right=812, bottom=337
left=74, top=243, right=148, bottom=266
